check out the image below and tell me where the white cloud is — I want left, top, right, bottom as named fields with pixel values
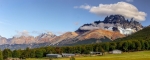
left=14, top=30, right=30, bottom=37
left=80, top=26, right=99, bottom=30
left=74, top=4, right=91, bottom=9
left=126, top=0, right=134, bottom=2
left=75, top=2, right=147, bottom=21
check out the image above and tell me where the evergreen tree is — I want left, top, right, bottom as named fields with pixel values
left=30, top=50, right=35, bottom=58
left=102, top=43, right=109, bottom=51
left=0, top=50, right=3, bottom=60
left=134, top=41, right=142, bottom=51
left=144, top=41, right=149, bottom=50
left=35, top=49, right=43, bottom=58
left=12, top=50, right=20, bottom=58
left=122, top=41, right=129, bottom=52
left=3, top=49, right=12, bottom=59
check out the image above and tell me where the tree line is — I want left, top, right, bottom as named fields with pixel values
left=0, top=39, right=150, bottom=60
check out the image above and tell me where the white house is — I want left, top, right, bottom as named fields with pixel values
left=62, top=53, right=75, bottom=57
left=109, top=50, right=122, bottom=54
left=46, top=54, right=62, bottom=58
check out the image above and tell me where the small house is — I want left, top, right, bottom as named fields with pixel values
left=46, top=54, right=62, bottom=58
left=90, top=51, right=103, bottom=55
left=62, top=53, right=75, bottom=57
left=90, top=52, right=102, bottom=55
left=109, top=50, right=122, bottom=54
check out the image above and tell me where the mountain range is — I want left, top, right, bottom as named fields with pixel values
left=0, top=15, right=144, bottom=50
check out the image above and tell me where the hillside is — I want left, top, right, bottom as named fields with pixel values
left=115, top=26, right=150, bottom=41
left=77, top=29, right=124, bottom=40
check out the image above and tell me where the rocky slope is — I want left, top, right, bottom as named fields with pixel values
left=77, top=29, right=124, bottom=40
left=2, top=32, right=56, bottom=45
left=10, top=36, right=35, bottom=44
left=0, top=36, right=7, bottom=45
left=35, top=32, right=56, bottom=43
left=50, top=32, right=78, bottom=45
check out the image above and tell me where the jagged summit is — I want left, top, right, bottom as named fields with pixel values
left=76, top=15, right=143, bottom=35
left=38, top=32, right=56, bottom=38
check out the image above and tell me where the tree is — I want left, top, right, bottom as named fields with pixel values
left=3, top=49, right=12, bottom=59
left=117, top=41, right=123, bottom=50
left=99, top=46, right=105, bottom=55
left=24, top=47, right=31, bottom=58
left=122, top=41, right=129, bottom=52
left=30, top=50, right=35, bottom=58
left=109, top=42, right=117, bottom=51
left=20, top=50, right=26, bottom=59
left=140, top=40, right=145, bottom=50
left=35, top=49, right=43, bottom=58
left=12, top=50, right=20, bottom=58
left=102, top=43, right=109, bottom=51
left=55, top=47, right=62, bottom=54
left=134, top=41, right=142, bottom=51
left=0, top=50, right=3, bottom=60
left=144, top=41, right=149, bottom=50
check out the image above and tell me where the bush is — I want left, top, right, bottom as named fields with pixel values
left=70, top=56, right=75, bottom=60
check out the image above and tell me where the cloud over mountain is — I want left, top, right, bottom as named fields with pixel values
left=14, top=30, right=30, bottom=37
left=75, top=2, right=147, bottom=21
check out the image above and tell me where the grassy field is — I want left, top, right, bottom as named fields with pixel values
left=27, top=51, right=150, bottom=60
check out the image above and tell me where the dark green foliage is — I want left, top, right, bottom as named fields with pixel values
left=65, top=37, right=111, bottom=46
left=35, top=49, right=43, bottom=58
left=3, top=49, right=12, bottom=59
left=0, top=50, right=3, bottom=60
left=102, top=42, right=109, bottom=51
left=30, top=50, right=35, bottom=58
left=144, top=41, right=149, bottom=50
left=12, top=50, right=20, bottom=58
left=20, top=50, right=26, bottom=59
left=122, top=41, right=128, bottom=52
left=134, top=41, right=142, bottom=51
left=109, top=42, right=117, bottom=51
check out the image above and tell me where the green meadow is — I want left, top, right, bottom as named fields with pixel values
left=27, top=51, right=150, bottom=60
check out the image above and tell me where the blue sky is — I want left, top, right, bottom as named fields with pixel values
left=0, top=0, right=149, bottom=38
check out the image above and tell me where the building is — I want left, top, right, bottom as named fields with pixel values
left=109, top=50, right=122, bottom=54
left=46, top=54, right=62, bottom=58
left=90, top=52, right=102, bottom=55
left=62, top=53, right=75, bottom=57
left=90, top=51, right=103, bottom=55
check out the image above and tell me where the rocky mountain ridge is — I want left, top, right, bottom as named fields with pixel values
left=76, top=15, right=143, bottom=35
left=0, top=15, right=144, bottom=50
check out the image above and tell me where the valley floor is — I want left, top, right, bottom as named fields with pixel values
left=27, top=51, right=150, bottom=60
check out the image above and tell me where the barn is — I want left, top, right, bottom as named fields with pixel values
left=90, top=52, right=102, bottom=55
left=46, top=54, right=62, bottom=58
left=109, top=50, right=122, bottom=54
left=62, top=53, right=75, bottom=57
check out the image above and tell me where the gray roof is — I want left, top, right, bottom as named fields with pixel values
left=47, top=54, right=61, bottom=55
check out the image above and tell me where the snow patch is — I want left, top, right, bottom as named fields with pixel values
left=118, top=27, right=136, bottom=35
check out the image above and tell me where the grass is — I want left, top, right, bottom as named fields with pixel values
left=27, top=51, right=150, bottom=60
